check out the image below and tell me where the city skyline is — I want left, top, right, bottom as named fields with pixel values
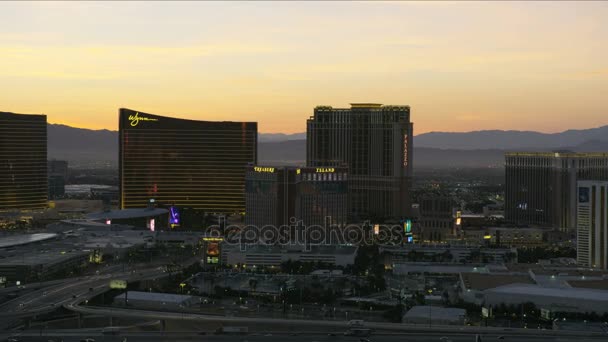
left=3, top=2, right=608, bottom=338
left=1, top=1, right=607, bottom=134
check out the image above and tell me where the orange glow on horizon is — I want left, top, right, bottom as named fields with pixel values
left=1, top=2, right=607, bottom=134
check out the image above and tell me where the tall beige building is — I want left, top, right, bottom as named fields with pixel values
left=577, top=181, right=608, bottom=269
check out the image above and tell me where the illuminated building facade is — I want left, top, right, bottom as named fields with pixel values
left=245, top=165, right=348, bottom=228
left=576, top=181, right=608, bottom=270
left=0, top=112, right=47, bottom=211
left=307, top=103, right=413, bottom=221
left=119, top=108, right=257, bottom=217
left=505, top=152, right=608, bottom=231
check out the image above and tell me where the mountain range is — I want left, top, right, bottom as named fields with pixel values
left=414, top=126, right=608, bottom=150
left=47, top=124, right=608, bottom=168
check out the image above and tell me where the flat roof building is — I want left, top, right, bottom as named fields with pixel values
left=403, top=306, right=466, bottom=326
left=0, top=250, right=89, bottom=283
left=484, top=284, right=608, bottom=314
left=119, top=108, right=257, bottom=217
left=113, top=291, right=198, bottom=310
left=221, top=244, right=358, bottom=268
left=0, top=112, right=47, bottom=211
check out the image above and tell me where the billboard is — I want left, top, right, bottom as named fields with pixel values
left=169, top=206, right=180, bottom=228
left=109, top=279, right=127, bottom=289
left=404, top=219, right=412, bottom=233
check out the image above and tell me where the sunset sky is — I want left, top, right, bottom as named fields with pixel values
left=1, top=1, right=607, bottom=134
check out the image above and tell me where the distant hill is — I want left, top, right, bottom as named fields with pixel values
left=258, top=140, right=306, bottom=165
left=48, top=124, right=118, bottom=168
left=258, top=140, right=507, bottom=168
left=258, top=132, right=306, bottom=142
left=414, top=126, right=608, bottom=150
left=47, top=123, right=608, bottom=169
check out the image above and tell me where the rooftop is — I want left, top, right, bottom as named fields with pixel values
left=461, top=273, right=535, bottom=291
left=531, top=268, right=608, bottom=277
left=506, top=152, right=608, bottom=158
left=350, top=103, right=383, bottom=108
left=568, top=279, right=608, bottom=290
left=87, top=208, right=168, bottom=220
left=0, top=233, right=57, bottom=249
left=114, top=291, right=193, bottom=303
left=486, top=284, right=608, bottom=302
left=0, top=250, right=89, bottom=266
left=404, top=306, right=465, bottom=320
left=394, top=263, right=501, bottom=275
left=225, top=244, right=358, bottom=255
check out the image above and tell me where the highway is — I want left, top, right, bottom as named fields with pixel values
left=62, top=303, right=608, bottom=341
left=0, top=266, right=169, bottom=332
left=2, top=261, right=607, bottom=341
left=2, top=331, right=606, bottom=342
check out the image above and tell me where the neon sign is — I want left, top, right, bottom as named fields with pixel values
left=403, top=133, right=409, bottom=167
left=404, top=219, right=412, bottom=233
left=128, top=112, right=159, bottom=127
left=254, top=166, right=275, bottom=173
left=169, top=206, right=180, bottom=227
left=315, top=168, right=335, bottom=173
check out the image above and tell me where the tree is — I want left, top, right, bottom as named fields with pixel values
left=383, top=304, right=405, bottom=323
left=248, top=278, right=258, bottom=293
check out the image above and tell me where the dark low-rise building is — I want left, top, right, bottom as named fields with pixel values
left=0, top=250, right=89, bottom=283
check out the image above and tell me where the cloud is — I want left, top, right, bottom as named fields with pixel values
left=0, top=43, right=285, bottom=81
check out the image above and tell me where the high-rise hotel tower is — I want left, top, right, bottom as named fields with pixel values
left=576, top=181, right=608, bottom=269
left=0, top=112, right=47, bottom=211
left=119, top=108, right=257, bottom=215
left=505, top=152, right=608, bottom=231
left=307, top=103, right=413, bottom=221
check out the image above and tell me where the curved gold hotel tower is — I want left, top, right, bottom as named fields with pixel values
left=119, top=108, right=257, bottom=214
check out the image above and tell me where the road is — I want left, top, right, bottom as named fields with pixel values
left=0, top=266, right=169, bottom=331
left=2, top=331, right=606, bottom=342
left=2, top=260, right=606, bottom=341
left=64, top=301, right=608, bottom=340
left=0, top=268, right=163, bottom=317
